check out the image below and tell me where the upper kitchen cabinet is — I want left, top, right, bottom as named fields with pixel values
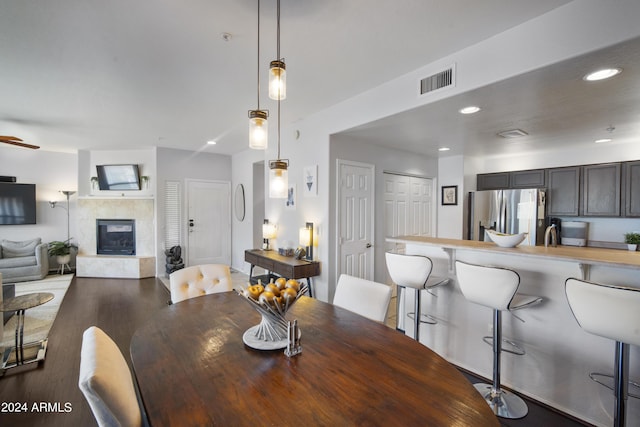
left=581, top=163, right=621, bottom=217
left=547, top=167, right=580, bottom=216
left=476, top=169, right=545, bottom=190
left=510, top=169, right=545, bottom=188
left=477, top=172, right=510, bottom=190
left=623, top=161, right=640, bottom=217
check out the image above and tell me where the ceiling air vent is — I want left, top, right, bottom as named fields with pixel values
left=420, top=66, right=454, bottom=95
left=497, top=129, right=528, bottom=138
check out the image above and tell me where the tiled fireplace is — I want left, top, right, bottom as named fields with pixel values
left=76, top=198, right=155, bottom=278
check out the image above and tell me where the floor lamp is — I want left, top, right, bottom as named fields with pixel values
left=49, top=190, right=76, bottom=273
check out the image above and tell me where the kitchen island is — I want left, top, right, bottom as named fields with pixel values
left=386, top=236, right=640, bottom=427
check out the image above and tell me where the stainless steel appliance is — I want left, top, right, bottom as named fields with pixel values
left=467, top=188, right=546, bottom=246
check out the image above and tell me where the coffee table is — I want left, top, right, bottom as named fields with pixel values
left=0, top=292, right=54, bottom=372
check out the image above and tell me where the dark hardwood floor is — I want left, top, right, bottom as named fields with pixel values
left=0, top=276, right=593, bottom=426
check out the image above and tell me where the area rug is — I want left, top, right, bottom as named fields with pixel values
left=1, top=274, right=74, bottom=348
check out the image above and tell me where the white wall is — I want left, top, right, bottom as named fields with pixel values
left=0, top=147, right=77, bottom=260
left=231, top=148, right=264, bottom=274
left=80, top=149, right=156, bottom=198
left=156, top=147, right=232, bottom=277
left=437, top=155, right=464, bottom=239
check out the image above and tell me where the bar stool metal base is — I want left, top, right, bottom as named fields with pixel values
left=407, top=311, right=437, bottom=324
left=473, top=383, right=528, bottom=419
left=482, top=336, right=526, bottom=356
left=589, top=372, right=640, bottom=399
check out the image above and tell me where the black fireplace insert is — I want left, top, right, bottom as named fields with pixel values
left=96, top=219, right=136, bottom=255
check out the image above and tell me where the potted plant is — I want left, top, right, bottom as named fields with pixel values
left=623, top=232, right=640, bottom=251
left=48, top=239, right=78, bottom=265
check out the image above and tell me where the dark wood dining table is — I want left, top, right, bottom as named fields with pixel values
left=130, top=292, right=499, bottom=426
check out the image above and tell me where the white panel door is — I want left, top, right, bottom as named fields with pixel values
left=410, top=176, right=434, bottom=237
left=186, top=180, right=231, bottom=266
left=338, top=160, right=374, bottom=280
left=384, top=173, right=435, bottom=249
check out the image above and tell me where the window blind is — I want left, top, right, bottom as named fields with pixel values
left=164, top=180, right=181, bottom=249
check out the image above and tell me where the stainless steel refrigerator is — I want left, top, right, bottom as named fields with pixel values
left=467, top=188, right=546, bottom=246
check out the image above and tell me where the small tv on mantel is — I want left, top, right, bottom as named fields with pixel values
left=96, top=164, right=141, bottom=190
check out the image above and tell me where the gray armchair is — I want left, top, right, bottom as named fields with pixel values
left=0, top=239, right=49, bottom=283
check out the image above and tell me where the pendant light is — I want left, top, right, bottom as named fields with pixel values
left=269, top=92, right=288, bottom=198
left=248, top=0, right=268, bottom=149
left=268, top=0, right=288, bottom=198
left=268, top=0, right=286, bottom=100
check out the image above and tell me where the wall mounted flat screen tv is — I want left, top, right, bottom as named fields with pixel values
left=0, top=182, right=37, bottom=225
left=96, top=164, right=141, bottom=190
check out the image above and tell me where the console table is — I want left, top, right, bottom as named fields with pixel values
left=244, top=249, right=320, bottom=297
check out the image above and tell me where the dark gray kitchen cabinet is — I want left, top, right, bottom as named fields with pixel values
left=623, top=160, right=640, bottom=217
left=581, top=163, right=621, bottom=217
left=477, top=172, right=510, bottom=190
left=510, top=169, right=545, bottom=188
left=547, top=167, right=580, bottom=216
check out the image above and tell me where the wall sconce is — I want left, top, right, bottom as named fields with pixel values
left=262, top=219, right=277, bottom=250
left=299, top=222, right=313, bottom=261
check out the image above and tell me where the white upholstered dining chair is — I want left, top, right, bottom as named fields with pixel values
left=169, top=264, right=232, bottom=304
left=333, top=274, right=392, bottom=323
left=78, top=326, right=144, bottom=427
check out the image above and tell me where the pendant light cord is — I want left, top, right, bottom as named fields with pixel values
left=276, top=0, right=280, bottom=63
left=257, top=0, right=261, bottom=110
left=277, top=84, right=281, bottom=159
left=276, top=0, right=281, bottom=159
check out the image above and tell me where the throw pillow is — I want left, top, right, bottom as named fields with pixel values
left=1, top=238, right=42, bottom=258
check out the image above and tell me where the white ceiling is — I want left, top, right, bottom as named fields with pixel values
left=340, top=35, right=640, bottom=158
left=5, top=0, right=635, bottom=159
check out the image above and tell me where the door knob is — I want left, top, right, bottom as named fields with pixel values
left=366, top=243, right=372, bottom=248
left=189, top=220, right=194, bottom=227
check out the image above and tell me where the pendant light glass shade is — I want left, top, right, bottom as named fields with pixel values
left=248, top=110, right=268, bottom=149
left=269, top=159, right=288, bottom=198
left=268, top=60, right=286, bottom=100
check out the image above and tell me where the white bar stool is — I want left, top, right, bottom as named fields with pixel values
left=565, top=278, right=640, bottom=427
left=385, top=252, right=449, bottom=342
left=455, top=260, right=542, bottom=419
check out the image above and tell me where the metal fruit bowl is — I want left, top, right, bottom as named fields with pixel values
left=236, top=282, right=308, bottom=346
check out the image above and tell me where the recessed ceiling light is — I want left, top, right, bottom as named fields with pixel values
left=459, top=106, right=480, bottom=115
left=207, top=140, right=217, bottom=145
left=594, top=138, right=612, bottom=144
left=583, top=68, right=622, bottom=81
left=438, top=147, right=450, bottom=152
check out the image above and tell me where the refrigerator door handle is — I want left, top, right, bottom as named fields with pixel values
left=498, top=191, right=505, bottom=233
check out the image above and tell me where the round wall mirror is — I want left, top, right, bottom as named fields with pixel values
left=235, top=184, right=245, bottom=222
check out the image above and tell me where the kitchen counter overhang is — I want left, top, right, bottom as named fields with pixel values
left=387, top=236, right=640, bottom=278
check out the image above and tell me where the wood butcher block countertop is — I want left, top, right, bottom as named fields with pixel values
left=387, top=236, right=640, bottom=270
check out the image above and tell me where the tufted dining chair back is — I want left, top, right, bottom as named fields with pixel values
left=169, top=264, right=232, bottom=304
